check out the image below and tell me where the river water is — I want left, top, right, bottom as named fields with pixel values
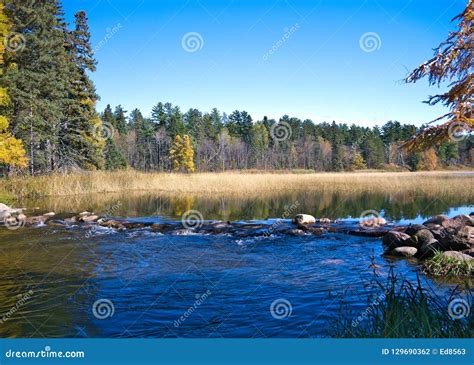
left=0, top=191, right=472, bottom=337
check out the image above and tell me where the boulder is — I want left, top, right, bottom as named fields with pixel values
left=0, top=203, right=11, bottom=211
left=418, top=239, right=442, bottom=259
left=389, top=246, right=418, bottom=257
left=383, top=231, right=412, bottom=250
left=25, top=216, right=45, bottom=226
left=43, top=212, right=55, bottom=217
left=405, top=224, right=428, bottom=236
left=79, top=215, right=99, bottom=223
left=410, top=229, right=435, bottom=249
left=99, top=219, right=125, bottom=229
left=317, top=218, right=332, bottom=224
left=442, top=251, right=473, bottom=262
left=423, top=215, right=449, bottom=226
left=441, top=214, right=472, bottom=229
left=437, top=226, right=473, bottom=252
left=293, top=214, right=316, bottom=225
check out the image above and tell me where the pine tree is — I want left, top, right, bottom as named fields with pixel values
left=351, top=149, right=367, bottom=170
left=404, top=0, right=473, bottom=151
left=61, top=10, right=104, bottom=170
left=0, top=1, right=27, bottom=169
left=5, top=0, right=71, bottom=173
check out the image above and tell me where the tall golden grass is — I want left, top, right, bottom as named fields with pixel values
left=0, top=170, right=473, bottom=199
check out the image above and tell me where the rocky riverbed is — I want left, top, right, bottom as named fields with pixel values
left=1, top=203, right=473, bottom=271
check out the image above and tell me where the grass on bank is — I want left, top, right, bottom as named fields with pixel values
left=332, top=271, right=473, bottom=338
left=423, top=251, right=473, bottom=278
left=0, top=169, right=473, bottom=199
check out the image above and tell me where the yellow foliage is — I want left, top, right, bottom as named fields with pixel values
left=0, top=132, right=28, bottom=168
left=169, top=134, right=195, bottom=173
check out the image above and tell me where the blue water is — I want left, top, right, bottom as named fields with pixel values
left=0, top=205, right=471, bottom=338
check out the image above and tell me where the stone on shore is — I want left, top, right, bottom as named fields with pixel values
left=442, top=251, right=473, bottom=262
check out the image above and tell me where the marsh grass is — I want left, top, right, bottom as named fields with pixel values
left=1, top=170, right=473, bottom=199
left=423, top=251, right=473, bottom=278
left=332, top=270, right=473, bottom=338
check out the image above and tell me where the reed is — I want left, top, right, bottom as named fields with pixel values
left=0, top=170, right=473, bottom=199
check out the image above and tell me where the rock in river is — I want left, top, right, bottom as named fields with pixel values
left=389, top=246, right=418, bottom=257
left=293, top=214, right=316, bottom=225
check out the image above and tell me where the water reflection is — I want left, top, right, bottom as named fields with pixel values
left=20, top=190, right=474, bottom=221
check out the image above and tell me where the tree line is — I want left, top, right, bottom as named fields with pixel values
left=100, top=103, right=472, bottom=172
left=0, top=0, right=471, bottom=175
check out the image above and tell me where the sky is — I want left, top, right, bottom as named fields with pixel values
left=62, top=0, right=467, bottom=127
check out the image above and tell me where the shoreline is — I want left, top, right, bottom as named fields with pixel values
left=1, top=170, right=473, bottom=199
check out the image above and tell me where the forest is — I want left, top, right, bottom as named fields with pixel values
left=0, top=0, right=472, bottom=175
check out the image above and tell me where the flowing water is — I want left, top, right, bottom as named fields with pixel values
left=0, top=190, right=472, bottom=338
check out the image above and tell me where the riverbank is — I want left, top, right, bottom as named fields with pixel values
left=1, top=170, right=473, bottom=199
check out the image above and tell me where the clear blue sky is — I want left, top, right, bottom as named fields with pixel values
left=63, top=0, right=466, bottom=127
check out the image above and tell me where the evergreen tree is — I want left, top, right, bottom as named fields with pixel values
left=113, top=105, right=128, bottom=135
left=169, top=135, right=183, bottom=171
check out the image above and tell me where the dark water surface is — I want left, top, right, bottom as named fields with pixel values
left=0, top=191, right=472, bottom=338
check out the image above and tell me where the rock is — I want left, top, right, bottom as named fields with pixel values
left=383, top=231, right=412, bottom=250
left=317, top=218, right=332, bottom=224
left=79, top=215, right=99, bottom=223
left=418, top=239, right=442, bottom=259
left=78, top=211, right=93, bottom=216
left=99, top=219, right=125, bottom=229
left=423, top=215, right=449, bottom=226
left=410, top=229, right=435, bottom=248
left=441, top=214, right=472, bottom=229
left=360, top=217, right=387, bottom=229
left=437, top=225, right=474, bottom=252
left=442, top=251, right=473, bottom=262
left=25, top=216, right=45, bottom=226
left=389, top=246, right=418, bottom=257
left=47, top=220, right=67, bottom=227
left=288, top=228, right=306, bottom=236
left=122, top=222, right=146, bottom=229
left=405, top=224, right=428, bottom=236
left=293, top=214, right=316, bottom=225
left=43, top=212, right=55, bottom=217
left=0, top=203, right=11, bottom=211
left=17, top=213, right=27, bottom=221
left=462, top=248, right=474, bottom=258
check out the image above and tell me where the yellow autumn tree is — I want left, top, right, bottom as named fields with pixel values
left=0, top=2, right=27, bottom=168
left=181, top=134, right=195, bottom=173
left=169, top=134, right=195, bottom=173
